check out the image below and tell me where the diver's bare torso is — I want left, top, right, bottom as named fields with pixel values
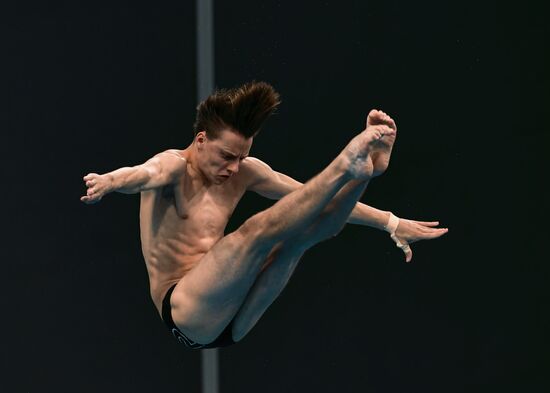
left=139, top=149, right=256, bottom=315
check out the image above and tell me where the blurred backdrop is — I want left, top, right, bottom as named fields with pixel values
left=2, top=0, right=547, bottom=392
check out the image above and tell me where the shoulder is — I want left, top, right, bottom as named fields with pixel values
left=160, top=149, right=187, bottom=163
left=241, top=156, right=272, bottom=173
left=157, top=149, right=187, bottom=171
left=238, top=156, right=276, bottom=189
left=143, top=149, right=187, bottom=184
left=240, top=156, right=273, bottom=180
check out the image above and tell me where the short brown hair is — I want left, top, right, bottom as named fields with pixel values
left=193, top=81, right=281, bottom=139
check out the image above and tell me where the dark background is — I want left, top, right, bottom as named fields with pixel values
left=2, top=0, right=547, bottom=392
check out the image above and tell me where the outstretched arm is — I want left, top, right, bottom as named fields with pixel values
left=242, top=157, right=448, bottom=262
left=81, top=150, right=186, bottom=204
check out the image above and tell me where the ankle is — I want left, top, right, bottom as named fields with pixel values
left=334, top=153, right=355, bottom=181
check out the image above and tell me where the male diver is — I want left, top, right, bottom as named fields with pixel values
left=81, top=81, right=448, bottom=349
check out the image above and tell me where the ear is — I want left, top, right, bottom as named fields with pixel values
left=195, top=131, right=207, bottom=147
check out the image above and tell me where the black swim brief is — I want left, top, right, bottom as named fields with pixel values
left=161, top=284, right=236, bottom=349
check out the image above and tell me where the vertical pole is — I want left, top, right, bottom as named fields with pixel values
left=201, top=348, right=219, bottom=393
left=197, top=0, right=215, bottom=101
left=196, top=1, right=219, bottom=393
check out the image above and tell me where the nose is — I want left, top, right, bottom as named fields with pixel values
left=227, top=160, right=239, bottom=174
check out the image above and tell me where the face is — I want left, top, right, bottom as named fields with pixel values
left=196, top=129, right=253, bottom=184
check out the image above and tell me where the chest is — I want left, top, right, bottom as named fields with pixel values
left=161, top=178, right=243, bottom=227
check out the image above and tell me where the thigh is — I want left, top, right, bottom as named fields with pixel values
left=231, top=242, right=306, bottom=341
left=169, top=229, right=274, bottom=343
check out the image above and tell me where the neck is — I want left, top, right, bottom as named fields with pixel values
left=185, top=142, right=212, bottom=186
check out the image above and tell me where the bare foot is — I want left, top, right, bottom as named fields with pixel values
left=343, top=121, right=396, bottom=180
left=366, top=109, right=397, bottom=177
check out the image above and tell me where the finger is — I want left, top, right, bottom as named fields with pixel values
left=81, top=195, right=95, bottom=204
left=421, top=228, right=449, bottom=239
left=404, top=246, right=413, bottom=263
left=391, top=234, right=411, bottom=262
left=415, top=220, right=440, bottom=226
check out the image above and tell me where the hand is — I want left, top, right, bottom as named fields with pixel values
left=81, top=173, right=112, bottom=204
left=391, top=219, right=448, bottom=263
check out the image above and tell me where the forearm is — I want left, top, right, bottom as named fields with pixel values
left=106, top=165, right=150, bottom=194
left=347, top=202, right=391, bottom=230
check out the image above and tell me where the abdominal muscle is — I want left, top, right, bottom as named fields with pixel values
left=142, top=234, right=220, bottom=317
left=138, top=181, right=243, bottom=316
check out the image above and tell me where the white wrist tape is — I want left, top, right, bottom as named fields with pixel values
left=384, top=212, right=411, bottom=252
left=383, top=212, right=400, bottom=234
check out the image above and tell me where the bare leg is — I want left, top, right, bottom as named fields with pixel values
left=230, top=111, right=399, bottom=341
left=170, top=125, right=393, bottom=344
left=231, top=179, right=371, bottom=342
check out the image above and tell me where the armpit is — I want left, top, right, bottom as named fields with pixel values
left=161, top=185, right=175, bottom=199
